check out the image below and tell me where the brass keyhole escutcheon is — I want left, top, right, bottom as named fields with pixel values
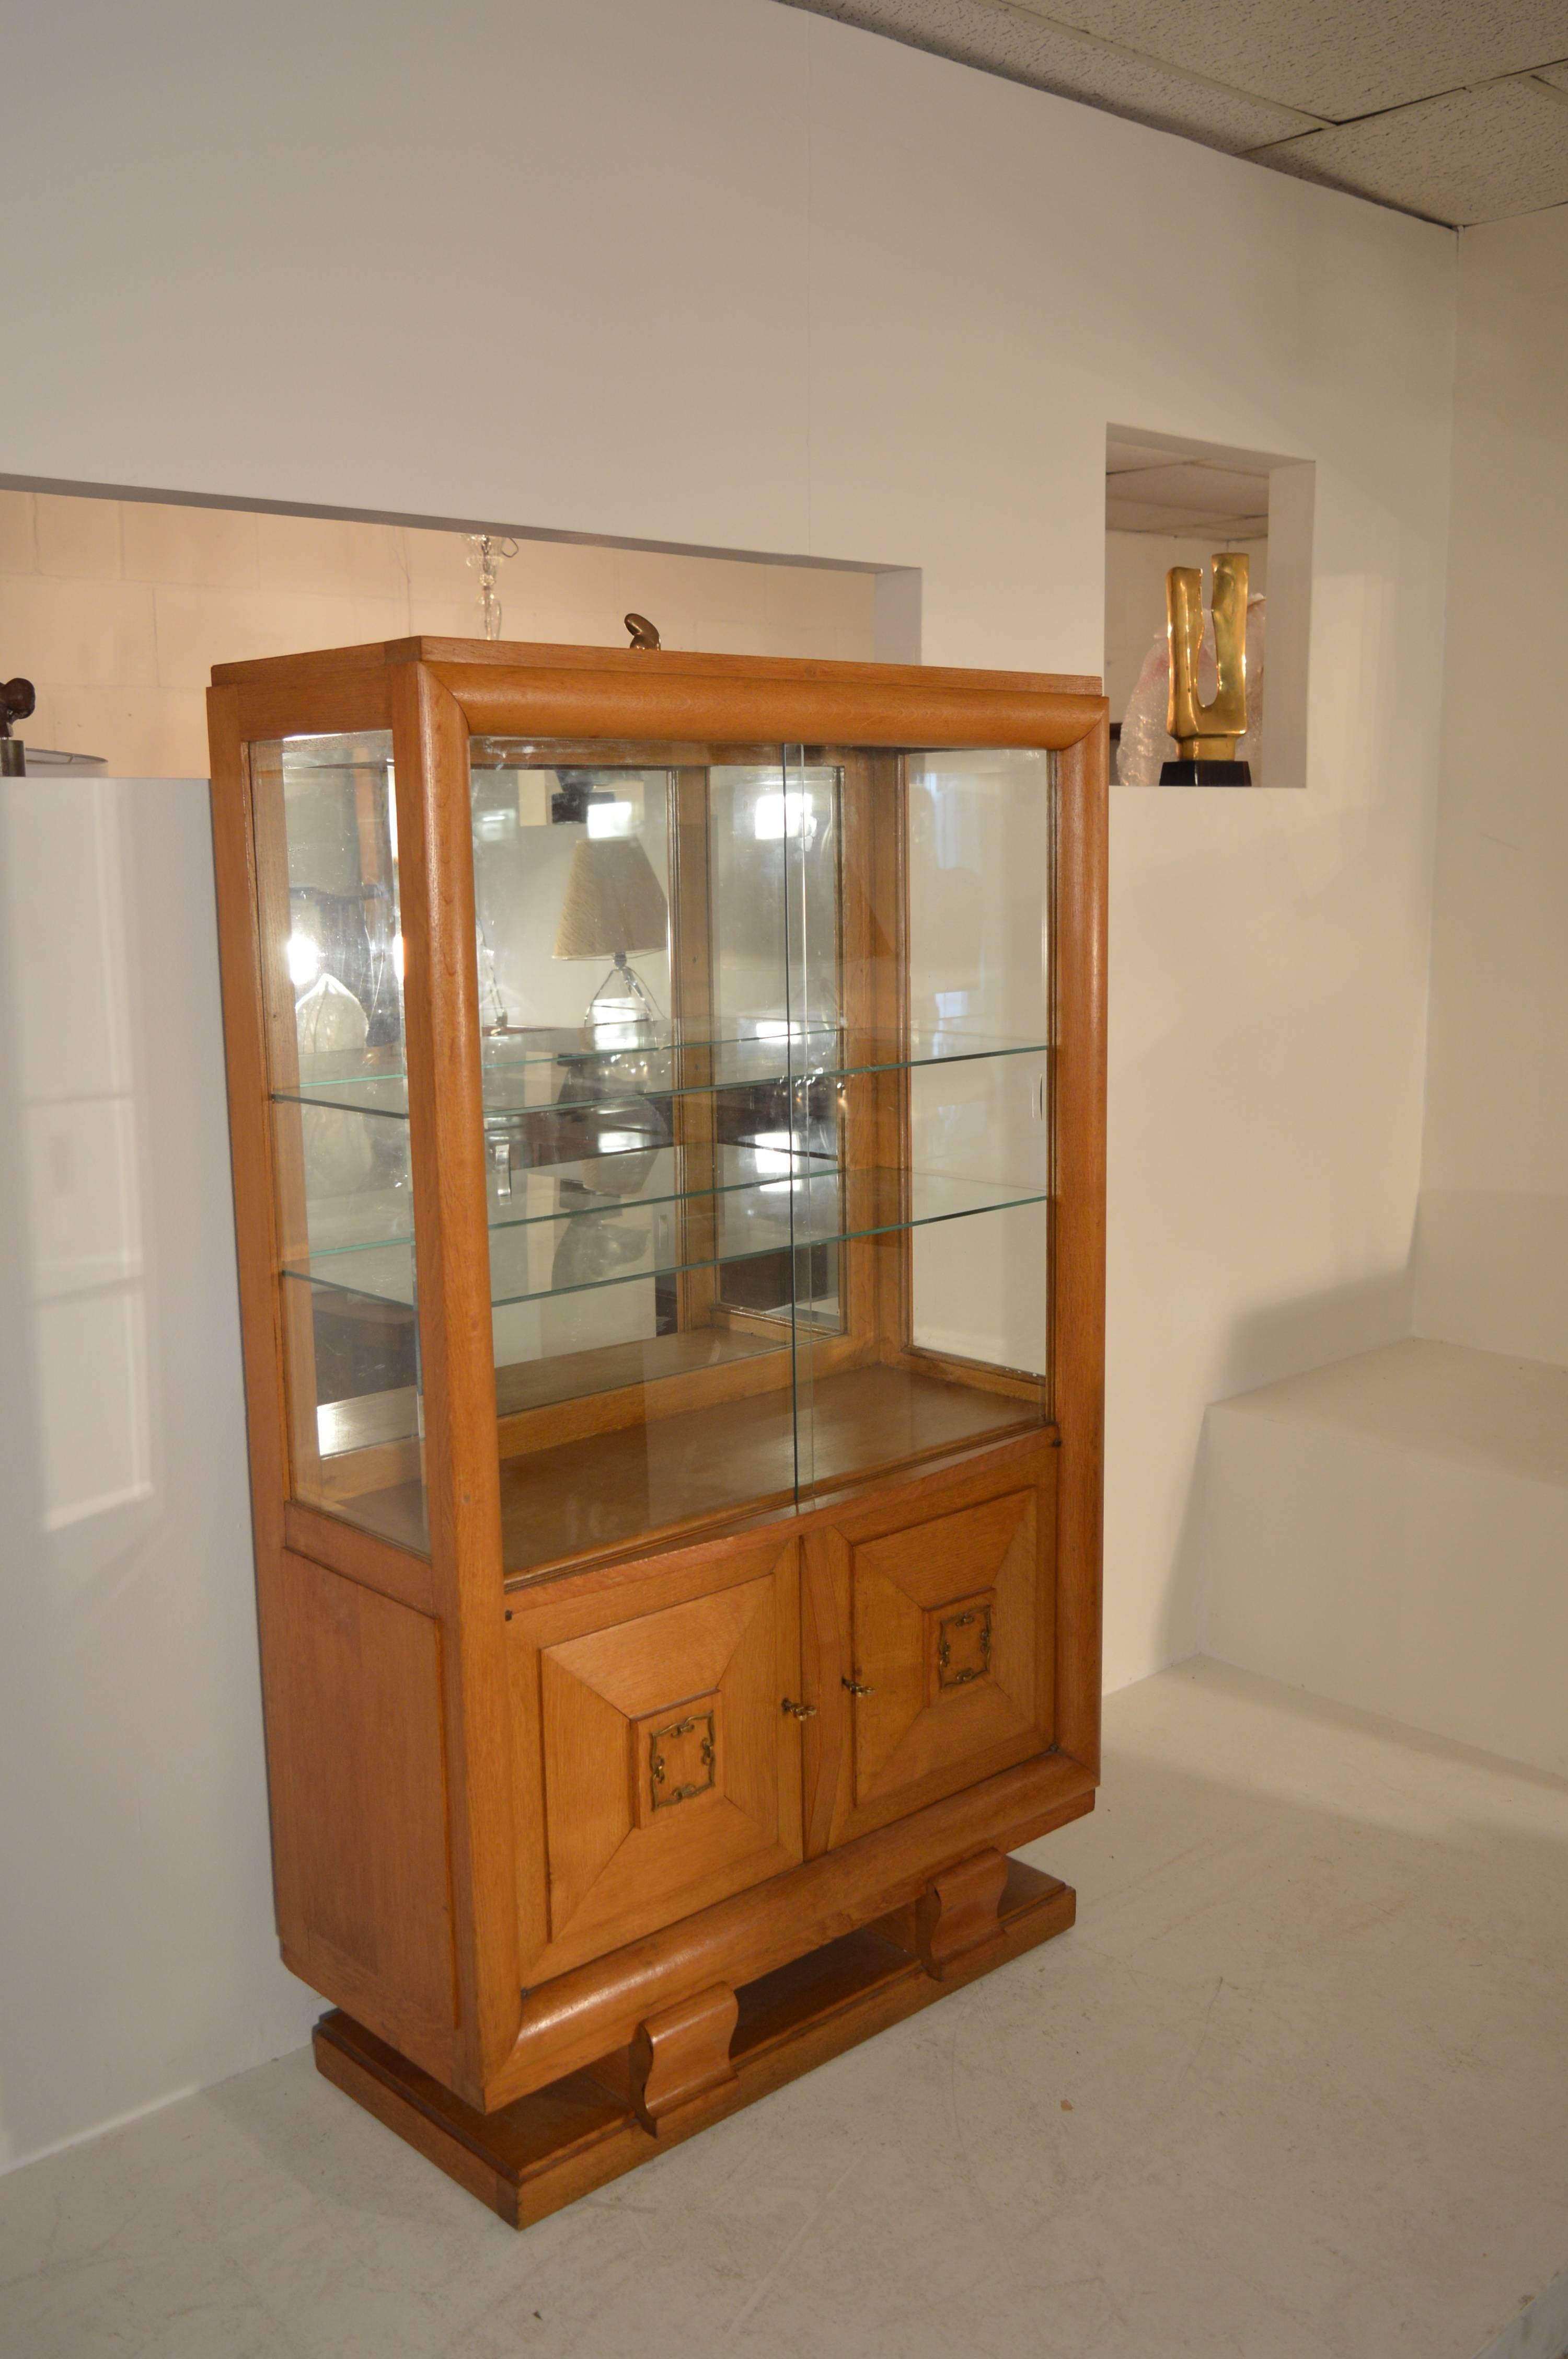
left=647, top=1709, right=717, bottom=1810
left=935, top=1602, right=994, bottom=1691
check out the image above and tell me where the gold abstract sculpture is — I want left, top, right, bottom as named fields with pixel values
left=1165, top=552, right=1250, bottom=776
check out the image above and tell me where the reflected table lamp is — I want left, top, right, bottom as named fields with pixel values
left=553, top=835, right=669, bottom=1033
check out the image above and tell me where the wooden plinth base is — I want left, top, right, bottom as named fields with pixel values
left=314, top=1857, right=1074, bottom=2229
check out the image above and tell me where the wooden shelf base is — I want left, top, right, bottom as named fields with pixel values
left=314, top=1856, right=1075, bottom=2229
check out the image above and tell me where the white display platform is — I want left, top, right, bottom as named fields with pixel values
left=1201, top=1338, right=1568, bottom=1780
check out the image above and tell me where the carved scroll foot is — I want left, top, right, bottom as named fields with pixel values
left=629, top=1982, right=739, bottom=2132
left=916, top=1847, right=1009, bottom=1979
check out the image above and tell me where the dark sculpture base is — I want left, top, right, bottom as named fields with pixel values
left=1159, top=759, right=1253, bottom=786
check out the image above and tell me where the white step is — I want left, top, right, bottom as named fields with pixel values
left=1200, top=1338, right=1568, bottom=1779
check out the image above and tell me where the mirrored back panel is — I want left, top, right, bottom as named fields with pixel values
left=468, top=738, right=1054, bottom=1577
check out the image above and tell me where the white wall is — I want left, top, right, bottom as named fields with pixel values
left=0, top=779, right=320, bottom=2173
left=1200, top=1337, right=1568, bottom=1777
left=0, top=0, right=1457, bottom=2161
left=1414, top=204, right=1568, bottom=1369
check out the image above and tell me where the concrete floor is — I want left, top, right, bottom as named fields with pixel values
left=3, top=1658, right=1567, bottom=2359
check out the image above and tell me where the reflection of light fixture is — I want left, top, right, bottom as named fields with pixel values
left=753, top=791, right=815, bottom=843
left=287, top=928, right=321, bottom=988
left=586, top=797, right=636, bottom=840
left=736, top=1013, right=843, bottom=1052
left=752, top=1130, right=797, bottom=1175
left=751, top=1128, right=815, bottom=1194
left=752, top=1128, right=799, bottom=1189
left=552, top=836, right=668, bottom=1030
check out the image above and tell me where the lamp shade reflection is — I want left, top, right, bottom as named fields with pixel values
left=553, top=834, right=668, bottom=1029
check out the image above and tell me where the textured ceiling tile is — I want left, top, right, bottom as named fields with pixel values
left=1534, top=59, right=1568, bottom=90
left=1106, top=497, right=1270, bottom=534
left=1050, top=0, right=1568, bottom=121
left=1255, top=79, right=1568, bottom=226
left=1106, top=461, right=1273, bottom=513
left=777, top=0, right=1318, bottom=150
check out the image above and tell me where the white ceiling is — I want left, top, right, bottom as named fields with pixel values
left=777, top=0, right=1568, bottom=225
left=1105, top=434, right=1272, bottom=535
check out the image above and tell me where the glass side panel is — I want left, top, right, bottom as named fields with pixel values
left=908, top=748, right=1052, bottom=1385
left=255, top=730, right=428, bottom=1554
left=796, top=747, right=1052, bottom=1503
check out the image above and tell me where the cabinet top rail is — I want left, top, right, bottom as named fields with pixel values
left=214, top=639, right=1104, bottom=749
left=216, top=647, right=1110, bottom=758
left=213, top=633, right=1100, bottom=703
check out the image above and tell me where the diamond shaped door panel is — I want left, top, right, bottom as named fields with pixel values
left=509, top=1536, right=803, bottom=1982
left=810, top=1448, right=1057, bottom=1849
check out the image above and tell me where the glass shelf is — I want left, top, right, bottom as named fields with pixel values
left=292, top=1133, right=1052, bottom=1261
left=271, top=1024, right=1053, bottom=1121
left=283, top=1163, right=1052, bottom=1311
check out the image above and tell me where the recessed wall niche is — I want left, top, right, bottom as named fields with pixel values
left=1104, top=427, right=1315, bottom=790
left=0, top=487, right=888, bottom=778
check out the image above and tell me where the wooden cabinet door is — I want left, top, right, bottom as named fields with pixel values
left=509, top=1533, right=803, bottom=1984
left=804, top=1446, right=1057, bottom=1851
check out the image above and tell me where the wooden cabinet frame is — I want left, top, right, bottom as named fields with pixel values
left=209, top=635, right=1106, bottom=2211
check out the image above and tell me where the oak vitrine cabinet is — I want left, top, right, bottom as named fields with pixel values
left=209, top=636, right=1106, bottom=2226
